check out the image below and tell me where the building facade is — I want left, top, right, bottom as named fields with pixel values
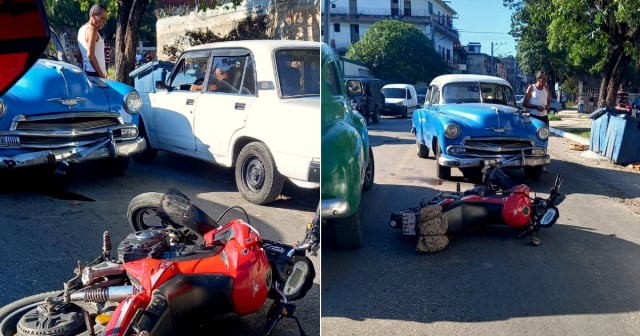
left=323, top=0, right=466, bottom=72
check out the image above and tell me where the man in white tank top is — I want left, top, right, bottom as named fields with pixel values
left=523, top=70, right=551, bottom=124
left=77, top=4, right=108, bottom=78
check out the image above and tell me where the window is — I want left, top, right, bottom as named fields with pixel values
left=276, top=48, right=320, bottom=97
left=350, top=24, right=360, bottom=43
left=334, top=23, right=341, bottom=33
left=406, top=89, right=412, bottom=99
left=207, top=54, right=255, bottom=95
left=168, top=50, right=211, bottom=91
left=391, top=0, right=399, bottom=16
left=428, top=1, right=433, bottom=14
left=404, top=0, right=411, bottom=16
left=324, top=61, right=341, bottom=96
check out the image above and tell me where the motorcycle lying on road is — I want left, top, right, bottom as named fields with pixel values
left=0, top=189, right=319, bottom=336
left=389, top=155, right=565, bottom=251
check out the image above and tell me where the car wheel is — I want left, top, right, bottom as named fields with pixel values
left=372, top=106, right=380, bottom=124
left=434, top=141, right=451, bottom=179
left=416, top=138, right=429, bottom=158
left=401, top=106, right=408, bottom=119
left=362, top=146, right=375, bottom=191
left=132, top=119, right=158, bottom=163
left=235, top=142, right=285, bottom=205
left=333, top=210, right=363, bottom=249
left=524, top=166, right=543, bottom=180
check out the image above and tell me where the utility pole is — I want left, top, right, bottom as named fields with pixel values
left=323, top=0, right=331, bottom=44
left=491, top=41, right=506, bottom=76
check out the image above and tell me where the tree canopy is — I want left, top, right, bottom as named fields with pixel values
left=506, top=0, right=640, bottom=106
left=345, top=20, right=448, bottom=85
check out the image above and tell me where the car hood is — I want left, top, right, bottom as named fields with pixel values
left=439, top=103, right=532, bottom=137
left=3, top=59, right=110, bottom=117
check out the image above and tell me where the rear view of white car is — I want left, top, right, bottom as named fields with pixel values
left=135, top=40, right=320, bottom=204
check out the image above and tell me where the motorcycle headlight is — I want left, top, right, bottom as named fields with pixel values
left=537, top=126, right=550, bottom=140
left=0, top=98, right=5, bottom=118
left=444, top=124, right=460, bottom=139
left=123, top=91, right=142, bottom=114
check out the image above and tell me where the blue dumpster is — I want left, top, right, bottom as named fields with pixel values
left=589, top=107, right=629, bottom=154
left=603, top=114, right=640, bottom=165
left=128, top=61, right=174, bottom=93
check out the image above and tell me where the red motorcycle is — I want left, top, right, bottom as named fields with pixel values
left=0, top=189, right=318, bottom=336
left=390, top=156, right=565, bottom=247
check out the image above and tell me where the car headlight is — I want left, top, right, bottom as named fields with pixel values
left=123, top=91, right=142, bottom=114
left=444, top=124, right=460, bottom=139
left=0, top=98, right=5, bottom=118
left=537, top=126, right=550, bottom=140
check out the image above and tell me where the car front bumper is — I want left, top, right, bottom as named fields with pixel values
left=438, top=152, right=551, bottom=168
left=321, top=198, right=350, bottom=219
left=0, top=132, right=146, bottom=169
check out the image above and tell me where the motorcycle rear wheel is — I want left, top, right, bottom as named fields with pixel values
left=0, top=291, right=62, bottom=336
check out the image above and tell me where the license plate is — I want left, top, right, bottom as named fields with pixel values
left=401, top=210, right=417, bottom=235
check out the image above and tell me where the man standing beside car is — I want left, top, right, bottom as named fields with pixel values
left=523, top=70, right=551, bottom=124
left=77, top=4, right=108, bottom=79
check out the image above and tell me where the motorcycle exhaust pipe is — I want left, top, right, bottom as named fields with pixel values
left=70, top=285, right=133, bottom=303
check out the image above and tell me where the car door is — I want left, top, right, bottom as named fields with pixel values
left=148, top=49, right=211, bottom=152
left=194, top=49, right=255, bottom=163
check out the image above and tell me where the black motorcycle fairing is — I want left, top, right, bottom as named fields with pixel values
left=443, top=201, right=504, bottom=233
left=134, top=274, right=234, bottom=336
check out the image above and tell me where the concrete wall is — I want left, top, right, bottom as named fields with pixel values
left=156, top=0, right=320, bottom=61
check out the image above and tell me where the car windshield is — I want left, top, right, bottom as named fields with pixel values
left=442, top=82, right=515, bottom=106
left=275, top=48, right=320, bottom=98
left=382, top=88, right=405, bottom=98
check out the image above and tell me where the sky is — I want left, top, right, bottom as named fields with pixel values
left=448, top=0, right=517, bottom=57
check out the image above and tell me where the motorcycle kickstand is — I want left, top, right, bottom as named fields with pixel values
left=517, top=225, right=542, bottom=246
left=261, top=300, right=306, bottom=336
left=261, top=282, right=306, bottom=336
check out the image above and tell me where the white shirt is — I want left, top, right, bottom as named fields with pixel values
left=528, top=85, right=548, bottom=116
left=77, top=24, right=106, bottom=75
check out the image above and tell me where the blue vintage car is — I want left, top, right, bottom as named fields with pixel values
left=412, top=74, right=551, bottom=180
left=0, top=29, right=146, bottom=173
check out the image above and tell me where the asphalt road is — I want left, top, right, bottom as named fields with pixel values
left=0, top=152, right=319, bottom=336
left=321, top=116, right=640, bottom=336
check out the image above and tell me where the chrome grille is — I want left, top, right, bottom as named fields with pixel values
left=460, top=138, right=535, bottom=156
left=15, top=116, right=120, bottom=131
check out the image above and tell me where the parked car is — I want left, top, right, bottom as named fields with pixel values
left=321, top=43, right=374, bottom=249
left=345, top=77, right=385, bottom=124
left=416, top=86, right=428, bottom=105
left=517, top=97, right=563, bottom=114
left=0, top=28, right=146, bottom=174
left=412, top=74, right=551, bottom=180
left=381, top=83, right=419, bottom=118
left=135, top=40, right=320, bottom=205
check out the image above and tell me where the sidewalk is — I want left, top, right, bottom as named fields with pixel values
left=549, top=108, right=640, bottom=172
left=549, top=109, right=592, bottom=146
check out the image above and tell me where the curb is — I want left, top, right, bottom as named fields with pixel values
left=549, top=127, right=590, bottom=146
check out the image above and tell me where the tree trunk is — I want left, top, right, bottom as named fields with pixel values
left=114, top=0, right=148, bottom=85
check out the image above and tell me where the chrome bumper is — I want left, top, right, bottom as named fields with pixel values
left=438, top=153, right=551, bottom=168
left=0, top=136, right=146, bottom=169
left=321, top=199, right=350, bottom=219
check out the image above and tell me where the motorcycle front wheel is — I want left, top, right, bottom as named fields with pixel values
left=0, top=291, right=62, bottom=336
left=126, top=191, right=166, bottom=231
